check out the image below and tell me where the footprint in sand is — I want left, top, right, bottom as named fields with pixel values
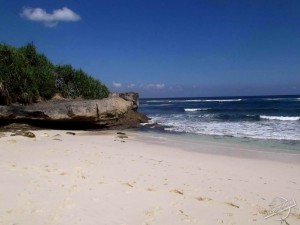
left=147, top=188, right=156, bottom=192
left=144, top=207, right=163, bottom=223
left=59, top=172, right=68, bottom=176
left=6, top=139, right=17, bottom=144
left=290, top=212, right=300, bottom=220
left=196, top=197, right=212, bottom=202
left=122, top=182, right=134, bottom=188
left=217, top=219, right=224, bottom=224
left=179, top=209, right=190, bottom=217
left=76, top=168, right=87, bottom=180
left=6, top=209, right=13, bottom=214
left=225, top=202, right=240, bottom=208
left=52, top=138, right=62, bottom=141
left=41, top=133, right=49, bottom=137
left=170, top=189, right=184, bottom=195
left=178, top=209, right=200, bottom=223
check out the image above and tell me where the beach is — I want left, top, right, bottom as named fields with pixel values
left=0, top=130, right=299, bottom=225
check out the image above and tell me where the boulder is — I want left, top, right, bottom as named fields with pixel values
left=101, top=110, right=149, bottom=129
left=0, top=96, right=131, bottom=121
left=0, top=93, right=148, bottom=129
left=11, top=131, right=36, bottom=138
left=109, top=92, right=139, bottom=111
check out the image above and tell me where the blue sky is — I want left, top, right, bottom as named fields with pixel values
left=1, top=0, right=299, bottom=97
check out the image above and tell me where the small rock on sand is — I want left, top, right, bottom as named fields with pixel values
left=11, top=131, right=36, bottom=138
left=117, top=135, right=128, bottom=139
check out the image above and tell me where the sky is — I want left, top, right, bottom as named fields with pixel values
left=0, top=0, right=299, bottom=98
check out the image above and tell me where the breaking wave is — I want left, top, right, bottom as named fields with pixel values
left=260, top=116, right=300, bottom=121
left=184, top=108, right=210, bottom=112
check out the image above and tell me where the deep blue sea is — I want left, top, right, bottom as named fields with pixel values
left=139, top=95, right=300, bottom=149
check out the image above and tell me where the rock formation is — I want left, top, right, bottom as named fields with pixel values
left=0, top=92, right=148, bottom=130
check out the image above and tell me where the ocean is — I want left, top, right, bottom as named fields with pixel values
left=139, top=95, right=300, bottom=151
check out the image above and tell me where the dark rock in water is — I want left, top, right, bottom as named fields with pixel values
left=142, top=122, right=169, bottom=130
left=139, top=122, right=169, bottom=132
left=117, top=132, right=126, bottom=135
left=143, top=122, right=159, bottom=129
left=0, top=92, right=148, bottom=130
left=66, top=132, right=76, bottom=135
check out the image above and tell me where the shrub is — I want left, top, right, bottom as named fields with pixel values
left=0, top=42, right=109, bottom=105
left=54, top=65, right=109, bottom=99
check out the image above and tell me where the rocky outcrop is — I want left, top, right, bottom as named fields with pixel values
left=99, top=110, right=149, bottom=129
left=0, top=92, right=148, bottom=129
left=109, top=92, right=139, bottom=111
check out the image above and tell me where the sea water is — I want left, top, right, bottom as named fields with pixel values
left=139, top=95, right=300, bottom=151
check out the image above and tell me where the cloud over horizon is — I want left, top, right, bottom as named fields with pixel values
left=146, top=83, right=165, bottom=89
left=112, top=82, right=122, bottom=88
left=20, top=7, right=81, bottom=27
left=128, top=83, right=135, bottom=88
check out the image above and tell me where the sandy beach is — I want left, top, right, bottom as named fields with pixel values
left=0, top=130, right=299, bottom=225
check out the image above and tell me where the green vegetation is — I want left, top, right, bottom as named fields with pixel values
left=0, top=42, right=109, bottom=105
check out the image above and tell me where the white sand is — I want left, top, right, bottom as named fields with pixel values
left=0, top=130, right=299, bottom=225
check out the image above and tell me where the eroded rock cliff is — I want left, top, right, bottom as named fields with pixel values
left=0, top=92, right=148, bottom=130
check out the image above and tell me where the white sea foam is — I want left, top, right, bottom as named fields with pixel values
left=184, top=108, right=210, bottom=112
left=260, top=115, right=300, bottom=121
left=146, top=100, right=186, bottom=103
left=145, top=100, right=170, bottom=103
left=186, top=99, right=242, bottom=102
left=149, top=114, right=300, bottom=141
left=265, top=97, right=300, bottom=101
left=203, top=99, right=242, bottom=102
left=146, top=99, right=242, bottom=103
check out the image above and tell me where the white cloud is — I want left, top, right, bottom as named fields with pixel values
left=156, top=84, right=165, bottom=89
left=146, top=83, right=165, bottom=89
left=128, top=83, right=135, bottom=88
left=20, top=7, right=81, bottom=27
left=112, top=82, right=122, bottom=88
